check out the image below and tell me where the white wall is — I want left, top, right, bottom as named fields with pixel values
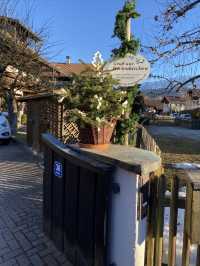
left=108, top=168, right=147, bottom=266
left=163, top=103, right=170, bottom=113
left=135, top=177, right=147, bottom=266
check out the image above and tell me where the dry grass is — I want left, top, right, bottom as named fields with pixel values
left=152, top=135, right=200, bottom=185
left=152, top=136, right=200, bottom=164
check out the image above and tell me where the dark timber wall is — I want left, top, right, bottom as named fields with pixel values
left=42, top=134, right=113, bottom=266
left=26, top=98, right=63, bottom=152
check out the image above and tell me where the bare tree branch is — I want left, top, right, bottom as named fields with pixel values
left=143, top=0, right=200, bottom=90
left=0, top=1, right=59, bottom=132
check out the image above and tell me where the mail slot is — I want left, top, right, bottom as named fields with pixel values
left=185, top=170, right=200, bottom=244
left=137, top=177, right=150, bottom=220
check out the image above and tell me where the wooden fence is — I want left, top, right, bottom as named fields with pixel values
left=136, top=125, right=161, bottom=156
left=26, top=97, right=64, bottom=152
left=146, top=164, right=200, bottom=266
left=20, top=95, right=80, bottom=152
left=42, top=131, right=200, bottom=266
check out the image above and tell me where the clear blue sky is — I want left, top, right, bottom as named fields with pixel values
left=14, top=0, right=159, bottom=64
left=9, top=0, right=200, bottom=83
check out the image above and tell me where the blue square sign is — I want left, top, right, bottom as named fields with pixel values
left=54, top=161, right=63, bottom=178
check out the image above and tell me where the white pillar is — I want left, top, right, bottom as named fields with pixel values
left=109, top=168, right=148, bottom=266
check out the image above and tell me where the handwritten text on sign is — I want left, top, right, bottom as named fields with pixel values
left=103, top=54, right=150, bottom=87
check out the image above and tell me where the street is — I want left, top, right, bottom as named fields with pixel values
left=147, top=125, right=200, bottom=142
left=0, top=142, right=71, bottom=266
left=146, top=125, right=200, bottom=164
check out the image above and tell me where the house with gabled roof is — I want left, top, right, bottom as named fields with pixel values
left=162, top=96, right=186, bottom=113
left=47, top=60, right=93, bottom=88
left=161, top=91, right=200, bottom=113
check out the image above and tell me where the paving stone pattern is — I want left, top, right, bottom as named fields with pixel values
left=0, top=142, right=72, bottom=266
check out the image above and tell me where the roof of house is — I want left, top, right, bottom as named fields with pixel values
left=50, top=63, right=94, bottom=77
left=187, top=89, right=200, bottom=98
left=17, top=93, right=54, bottom=102
left=0, top=16, right=41, bottom=42
left=144, top=97, right=163, bottom=110
left=161, top=96, right=186, bottom=104
left=17, top=88, right=67, bottom=102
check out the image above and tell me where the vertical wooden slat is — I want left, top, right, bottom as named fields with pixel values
left=191, top=190, right=200, bottom=244
left=64, top=162, right=80, bottom=264
left=182, top=185, right=192, bottom=266
left=76, top=168, right=96, bottom=266
left=52, top=154, right=65, bottom=251
left=94, top=174, right=110, bottom=266
left=196, top=246, right=200, bottom=266
left=136, top=126, right=142, bottom=148
left=146, top=177, right=157, bottom=266
left=182, top=185, right=191, bottom=266
left=155, top=175, right=166, bottom=266
left=168, top=176, right=179, bottom=266
left=182, top=232, right=190, bottom=266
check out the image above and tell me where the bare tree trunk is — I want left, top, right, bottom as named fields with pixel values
left=18, top=102, right=25, bottom=126
left=6, top=91, right=18, bottom=135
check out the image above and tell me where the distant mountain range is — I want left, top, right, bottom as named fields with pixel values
left=141, top=78, right=200, bottom=97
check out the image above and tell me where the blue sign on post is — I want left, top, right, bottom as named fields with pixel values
left=54, top=161, right=63, bottom=178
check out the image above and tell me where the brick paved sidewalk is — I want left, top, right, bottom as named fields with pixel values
left=0, top=142, right=71, bottom=266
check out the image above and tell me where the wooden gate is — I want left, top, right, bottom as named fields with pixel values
left=43, top=133, right=113, bottom=266
left=146, top=165, right=200, bottom=266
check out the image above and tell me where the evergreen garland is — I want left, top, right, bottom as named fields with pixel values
left=112, top=1, right=140, bottom=57
left=114, top=87, right=139, bottom=144
left=112, top=1, right=141, bottom=144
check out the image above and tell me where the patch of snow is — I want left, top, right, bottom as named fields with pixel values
left=163, top=208, right=197, bottom=265
left=172, top=163, right=200, bottom=170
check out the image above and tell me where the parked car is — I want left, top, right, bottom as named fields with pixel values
left=0, top=113, right=11, bottom=144
left=180, top=114, right=192, bottom=120
left=171, top=112, right=179, bottom=118
left=1, top=112, right=8, bottom=118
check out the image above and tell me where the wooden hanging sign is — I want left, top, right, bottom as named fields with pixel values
left=103, top=54, right=150, bottom=87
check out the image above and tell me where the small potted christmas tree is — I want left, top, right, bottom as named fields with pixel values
left=63, top=70, right=128, bottom=149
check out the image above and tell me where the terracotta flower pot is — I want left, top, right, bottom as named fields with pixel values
left=79, top=120, right=116, bottom=150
